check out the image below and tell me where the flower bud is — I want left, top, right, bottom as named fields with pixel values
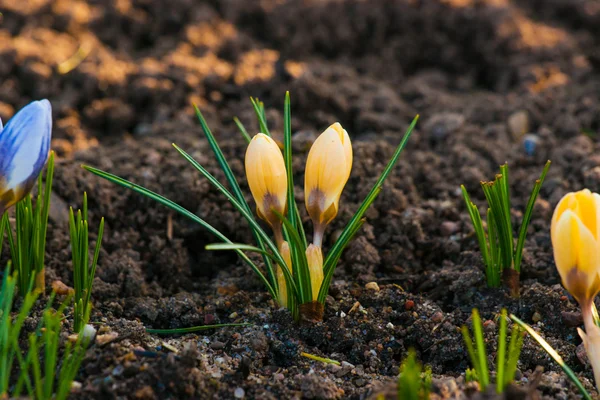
left=0, top=100, right=52, bottom=213
left=305, top=123, right=352, bottom=238
left=551, top=189, right=600, bottom=304
left=245, top=133, right=287, bottom=229
left=306, top=244, right=324, bottom=301
left=278, top=241, right=292, bottom=307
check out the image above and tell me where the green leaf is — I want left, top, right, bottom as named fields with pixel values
left=496, top=309, right=507, bottom=393
left=83, top=165, right=277, bottom=300
left=283, top=91, right=307, bottom=248
left=514, top=160, right=551, bottom=272
left=250, top=97, right=270, bottom=136
left=171, top=143, right=294, bottom=297
left=146, top=323, right=252, bottom=335
left=192, top=105, right=277, bottom=296
left=233, top=117, right=252, bottom=143
left=323, top=115, right=419, bottom=279
left=510, top=314, right=591, bottom=400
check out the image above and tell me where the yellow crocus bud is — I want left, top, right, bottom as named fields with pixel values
left=306, top=244, right=324, bottom=301
left=245, top=133, right=288, bottom=233
left=278, top=242, right=292, bottom=307
left=551, top=189, right=600, bottom=389
left=551, top=189, right=600, bottom=305
left=305, top=123, right=352, bottom=246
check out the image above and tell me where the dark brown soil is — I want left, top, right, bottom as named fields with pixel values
left=3, top=0, right=600, bottom=398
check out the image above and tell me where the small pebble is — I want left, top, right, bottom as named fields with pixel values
left=523, top=133, right=539, bottom=156
left=229, top=312, right=238, bottom=319
left=96, top=332, right=119, bottom=346
left=532, top=312, right=542, bottom=322
left=440, top=221, right=459, bottom=237
left=405, top=300, right=415, bottom=311
left=211, top=341, right=226, bottom=350
left=340, top=311, right=346, bottom=318
left=365, top=282, right=380, bottom=291
left=234, top=387, right=245, bottom=399
left=483, top=320, right=496, bottom=332
left=561, top=311, right=583, bottom=327
left=508, top=110, right=529, bottom=140
left=431, top=312, right=444, bottom=323
left=51, top=280, right=74, bottom=295
left=386, top=322, right=394, bottom=329
left=273, top=373, right=285, bottom=381
left=82, top=324, right=97, bottom=341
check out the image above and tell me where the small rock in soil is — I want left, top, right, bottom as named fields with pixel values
left=365, top=282, right=380, bottom=291
left=561, top=311, right=583, bottom=327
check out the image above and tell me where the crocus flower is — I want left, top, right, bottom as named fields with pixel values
left=306, top=244, right=323, bottom=301
left=245, top=133, right=287, bottom=240
left=0, top=100, right=52, bottom=213
left=551, top=189, right=600, bottom=388
left=305, top=122, right=352, bottom=247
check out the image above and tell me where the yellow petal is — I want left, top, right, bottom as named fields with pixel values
left=552, top=209, right=600, bottom=302
left=277, top=241, right=293, bottom=307
left=245, top=133, right=287, bottom=227
left=305, top=123, right=352, bottom=226
left=306, top=244, right=324, bottom=301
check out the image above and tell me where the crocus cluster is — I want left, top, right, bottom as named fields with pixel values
left=245, top=123, right=352, bottom=307
left=0, top=100, right=52, bottom=214
left=551, top=189, right=600, bottom=388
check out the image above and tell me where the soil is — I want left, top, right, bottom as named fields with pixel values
left=3, top=0, right=600, bottom=398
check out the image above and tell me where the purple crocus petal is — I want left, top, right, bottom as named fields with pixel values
left=0, top=100, right=52, bottom=208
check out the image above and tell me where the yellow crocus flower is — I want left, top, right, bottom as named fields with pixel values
left=551, top=189, right=600, bottom=305
left=245, top=133, right=287, bottom=239
left=551, top=189, right=600, bottom=389
left=305, top=123, right=352, bottom=246
left=306, top=244, right=324, bottom=301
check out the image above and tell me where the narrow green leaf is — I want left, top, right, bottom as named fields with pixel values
left=146, top=323, right=252, bottom=335
left=510, top=314, right=591, bottom=400
left=514, top=160, right=551, bottom=272
left=250, top=97, right=270, bottom=136
left=171, top=143, right=293, bottom=297
left=324, top=115, right=418, bottom=277
left=193, top=105, right=277, bottom=293
left=472, top=309, right=489, bottom=389
left=496, top=309, right=507, bottom=393
left=233, top=116, right=252, bottom=143
left=83, top=165, right=277, bottom=299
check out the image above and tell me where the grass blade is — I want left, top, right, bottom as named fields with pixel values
left=83, top=165, right=277, bottom=299
left=496, top=309, right=507, bottom=393
left=514, top=160, right=551, bottom=272
left=323, top=116, right=418, bottom=276
left=283, top=91, right=307, bottom=248
left=146, top=323, right=252, bottom=335
left=510, top=314, right=592, bottom=400
left=193, top=105, right=277, bottom=293
left=233, top=117, right=252, bottom=144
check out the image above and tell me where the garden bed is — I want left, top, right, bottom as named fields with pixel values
left=2, top=0, right=600, bottom=398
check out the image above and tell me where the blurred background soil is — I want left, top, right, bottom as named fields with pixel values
left=3, top=0, right=600, bottom=398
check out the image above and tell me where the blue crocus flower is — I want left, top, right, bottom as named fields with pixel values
left=0, top=100, right=52, bottom=212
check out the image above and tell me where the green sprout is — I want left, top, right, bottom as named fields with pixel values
left=83, top=93, right=418, bottom=322
left=511, top=314, right=592, bottom=400
left=461, top=309, right=524, bottom=393
left=0, top=266, right=89, bottom=400
left=461, top=161, right=550, bottom=296
left=15, top=295, right=90, bottom=400
left=70, top=192, right=105, bottom=333
left=0, top=264, right=40, bottom=397
left=5, top=151, right=55, bottom=295
left=397, top=349, right=431, bottom=400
